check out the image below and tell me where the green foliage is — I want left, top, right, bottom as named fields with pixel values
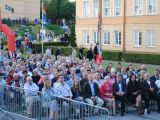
left=32, top=42, right=69, bottom=53
left=2, top=18, right=12, bottom=26
left=122, top=53, right=142, bottom=63
left=19, top=47, right=25, bottom=54
left=69, top=25, right=77, bottom=47
left=32, top=43, right=160, bottom=65
left=46, top=24, right=63, bottom=35
left=45, top=0, right=75, bottom=23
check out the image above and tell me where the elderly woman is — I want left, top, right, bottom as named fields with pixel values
left=42, top=80, right=58, bottom=120
left=100, top=76, right=116, bottom=115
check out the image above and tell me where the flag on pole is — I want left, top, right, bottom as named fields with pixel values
left=96, top=0, right=103, bottom=64
left=42, top=2, right=47, bottom=24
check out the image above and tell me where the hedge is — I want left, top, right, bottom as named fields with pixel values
left=32, top=44, right=160, bottom=65
left=32, top=42, right=69, bottom=53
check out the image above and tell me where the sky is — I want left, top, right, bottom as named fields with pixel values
left=69, top=0, right=76, bottom=2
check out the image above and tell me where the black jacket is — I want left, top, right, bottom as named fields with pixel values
left=141, top=80, right=158, bottom=95
left=83, top=82, right=100, bottom=99
left=113, top=82, right=127, bottom=96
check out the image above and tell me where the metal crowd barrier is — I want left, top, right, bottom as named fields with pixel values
left=0, top=85, right=110, bottom=120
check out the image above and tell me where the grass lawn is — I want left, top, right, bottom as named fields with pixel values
left=102, top=60, right=160, bottom=75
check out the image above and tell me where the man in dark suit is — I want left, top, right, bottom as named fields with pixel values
left=83, top=74, right=104, bottom=107
left=113, top=74, right=127, bottom=116
left=141, top=73, right=160, bottom=114
left=150, top=70, right=159, bottom=83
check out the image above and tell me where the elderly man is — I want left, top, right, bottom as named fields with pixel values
left=24, top=77, right=39, bottom=117
left=141, top=73, right=160, bottom=114
left=11, top=73, right=23, bottom=88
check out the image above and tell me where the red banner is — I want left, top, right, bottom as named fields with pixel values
left=1, top=24, right=16, bottom=52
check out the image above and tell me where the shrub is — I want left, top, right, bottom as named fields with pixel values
left=32, top=45, right=160, bottom=65
left=46, top=24, right=63, bottom=35
left=69, top=25, right=77, bottom=47
left=32, top=42, right=69, bottom=53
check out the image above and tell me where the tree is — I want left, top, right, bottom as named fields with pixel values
left=69, top=24, right=77, bottom=47
left=45, top=0, right=75, bottom=24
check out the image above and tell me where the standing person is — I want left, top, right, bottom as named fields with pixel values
left=54, top=75, right=72, bottom=119
left=94, top=43, right=99, bottom=60
left=46, top=47, right=52, bottom=57
left=1, top=42, right=4, bottom=51
left=24, top=77, right=39, bottom=117
left=72, top=48, right=77, bottom=60
left=55, top=47, right=60, bottom=60
left=42, top=80, right=58, bottom=120
left=79, top=45, right=84, bottom=60
left=86, top=46, right=93, bottom=61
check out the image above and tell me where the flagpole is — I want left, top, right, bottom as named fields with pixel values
left=98, top=0, right=102, bottom=56
left=41, top=0, right=44, bottom=54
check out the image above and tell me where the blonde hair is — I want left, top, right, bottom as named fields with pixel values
left=44, top=80, right=51, bottom=89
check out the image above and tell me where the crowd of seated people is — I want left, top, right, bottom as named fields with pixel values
left=0, top=51, right=160, bottom=119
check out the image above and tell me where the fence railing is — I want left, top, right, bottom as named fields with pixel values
left=0, top=84, right=110, bottom=120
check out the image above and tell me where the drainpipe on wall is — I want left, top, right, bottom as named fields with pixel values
left=123, top=0, right=126, bottom=52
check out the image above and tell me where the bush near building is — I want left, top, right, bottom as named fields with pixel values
left=32, top=43, right=160, bottom=65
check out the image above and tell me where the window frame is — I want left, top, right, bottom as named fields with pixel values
left=147, top=0, right=157, bottom=15
left=93, top=0, right=99, bottom=17
left=83, top=31, right=90, bottom=44
left=83, top=0, right=90, bottom=17
left=103, top=31, right=110, bottom=45
left=114, top=31, right=121, bottom=46
left=133, top=0, right=143, bottom=16
left=93, top=31, right=99, bottom=45
left=114, top=0, right=122, bottom=16
left=103, top=0, right=111, bottom=17
left=134, top=31, right=142, bottom=47
left=147, top=31, right=155, bottom=47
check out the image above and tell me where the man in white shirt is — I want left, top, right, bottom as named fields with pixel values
left=93, top=72, right=103, bottom=88
left=54, top=75, right=72, bottom=119
left=24, top=76, right=39, bottom=117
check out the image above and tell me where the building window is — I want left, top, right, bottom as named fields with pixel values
left=134, top=0, right=143, bottom=15
left=147, top=31, right=155, bottom=47
left=93, top=0, right=99, bottom=17
left=134, top=31, right=142, bottom=46
left=83, top=0, right=89, bottom=17
left=103, top=0, right=111, bottom=16
left=83, top=31, right=89, bottom=44
left=147, top=0, right=157, bottom=15
left=114, top=31, right=121, bottom=45
left=93, top=31, right=99, bottom=44
left=103, top=32, right=110, bottom=45
left=114, top=0, right=122, bottom=16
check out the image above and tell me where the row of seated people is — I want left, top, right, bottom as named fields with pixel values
left=22, top=72, right=160, bottom=119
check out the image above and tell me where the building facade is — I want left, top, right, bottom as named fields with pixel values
left=0, top=0, right=40, bottom=21
left=76, top=0, right=160, bottom=53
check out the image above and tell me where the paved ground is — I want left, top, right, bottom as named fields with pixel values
left=0, top=111, right=33, bottom=120
left=109, top=112, right=160, bottom=120
left=0, top=112, right=159, bottom=120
